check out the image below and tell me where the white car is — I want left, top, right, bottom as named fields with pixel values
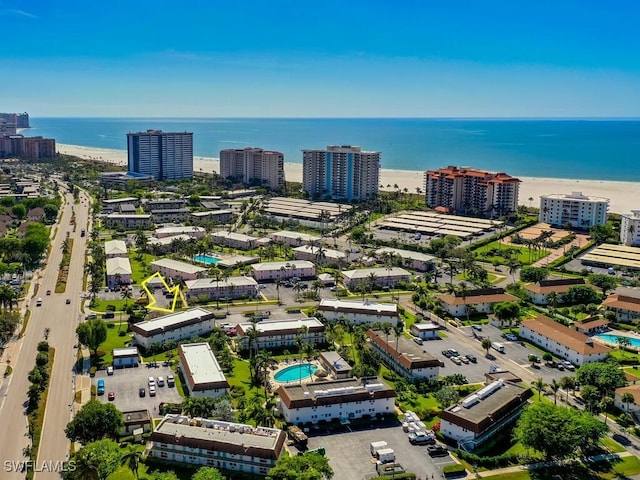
left=106, top=366, right=114, bottom=375
left=157, top=376, right=165, bottom=387
left=149, top=385, right=157, bottom=396
left=148, top=376, right=155, bottom=387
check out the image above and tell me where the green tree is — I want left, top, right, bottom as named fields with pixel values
left=575, top=361, right=627, bottom=396
left=434, top=386, right=459, bottom=408
left=149, top=473, right=180, bottom=480
left=481, top=338, right=492, bottom=355
left=588, top=274, right=618, bottom=296
left=64, top=399, right=123, bottom=444
left=493, top=301, right=521, bottom=330
left=519, top=266, right=549, bottom=283
left=11, top=203, right=26, bottom=220
left=589, top=223, right=614, bottom=244
left=76, top=318, right=108, bottom=357
left=562, top=285, right=601, bottom=305
left=622, top=392, right=635, bottom=412
left=514, top=402, right=608, bottom=461
left=533, top=377, right=546, bottom=400
left=192, top=467, right=226, bottom=480
left=64, top=439, right=121, bottom=480
left=267, top=452, right=333, bottom=480
left=120, top=445, right=142, bottom=480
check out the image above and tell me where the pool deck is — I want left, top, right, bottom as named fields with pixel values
left=269, top=360, right=325, bottom=389
left=594, top=329, right=640, bottom=350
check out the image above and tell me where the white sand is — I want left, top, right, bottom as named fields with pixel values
left=58, top=143, right=639, bottom=215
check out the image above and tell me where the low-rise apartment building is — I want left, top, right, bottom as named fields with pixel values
left=367, top=330, right=440, bottom=381
left=236, top=318, right=325, bottom=352
left=211, top=231, right=257, bottom=250
left=523, top=278, right=593, bottom=305
left=519, top=315, right=612, bottom=366
left=149, top=415, right=286, bottom=476
left=440, top=380, right=533, bottom=451
left=106, top=257, right=132, bottom=288
left=410, top=322, right=440, bottom=340
left=131, top=307, right=215, bottom=349
left=251, top=260, right=316, bottom=282
left=178, top=343, right=230, bottom=398
left=185, top=276, right=258, bottom=301
left=151, top=208, right=191, bottom=224
left=375, top=247, right=436, bottom=272
left=438, top=288, right=519, bottom=317
left=603, top=291, right=640, bottom=322
left=268, top=230, right=321, bottom=247
left=101, top=197, right=139, bottom=214
left=318, top=351, right=353, bottom=380
left=341, top=267, right=411, bottom=290
left=150, top=258, right=208, bottom=281
left=143, top=198, right=186, bottom=212
left=155, top=225, right=206, bottom=239
left=276, top=377, right=396, bottom=425
left=105, top=213, right=152, bottom=230
left=112, top=347, right=139, bottom=368
left=104, top=239, right=128, bottom=258
left=317, top=299, right=399, bottom=326
left=293, top=245, right=347, bottom=265
left=191, top=210, right=234, bottom=225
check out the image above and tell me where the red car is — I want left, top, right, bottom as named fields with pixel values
left=107, top=392, right=115, bottom=401
left=46, top=290, right=51, bottom=295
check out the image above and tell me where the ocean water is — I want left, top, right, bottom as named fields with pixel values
left=27, top=118, right=640, bottom=181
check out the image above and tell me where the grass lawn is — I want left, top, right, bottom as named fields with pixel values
left=474, top=241, right=550, bottom=266
left=227, top=357, right=252, bottom=391
left=91, top=298, right=132, bottom=313
left=128, top=252, right=156, bottom=284
left=98, top=322, right=131, bottom=365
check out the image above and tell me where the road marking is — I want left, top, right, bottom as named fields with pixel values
left=140, top=273, right=180, bottom=313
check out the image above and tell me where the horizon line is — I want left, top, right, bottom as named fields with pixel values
left=31, top=115, right=640, bottom=121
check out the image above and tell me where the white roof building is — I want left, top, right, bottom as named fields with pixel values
left=155, top=226, right=206, bottom=239
left=268, top=230, right=322, bottom=246
left=104, top=239, right=128, bottom=258
left=341, top=267, right=411, bottom=288
left=293, top=245, right=347, bottom=264
left=539, top=192, right=609, bottom=229
left=131, top=307, right=215, bottom=348
left=106, top=257, right=132, bottom=276
left=151, top=258, right=208, bottom=280
left=317, top=299, right=399, bottom=326
left=178, top=343, right=229, bottom=398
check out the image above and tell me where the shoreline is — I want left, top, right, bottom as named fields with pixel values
left=57, top=143, right=639, bottom=214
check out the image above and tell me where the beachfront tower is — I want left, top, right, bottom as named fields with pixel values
left=424, top=166, right=521, bottom=218
left=127, top=130, right=193, bottom=181
left=302, top=145, right=380, bottom=201
left=220, top=147, right=285, bottom=191
left=538, top=192, right=609, bottom=229
left=621, top=211, right=640, bottom=246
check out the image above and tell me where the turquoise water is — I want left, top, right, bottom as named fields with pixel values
left=194, top=254, right=219, bottom=265
left=596, top=334, right=640, bottom=348
left=29, top=118, right=640, bottom=181
left=274, top=363, right=318, bottom=383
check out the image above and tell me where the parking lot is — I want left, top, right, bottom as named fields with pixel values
left=93, top=364, right=183, bottom=412
left=306, top=421, right=456, bottom=480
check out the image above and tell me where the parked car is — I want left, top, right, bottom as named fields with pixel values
left=329, top=286, right=338, bottom=292
left=460, top=355, right=469, bottom=364
left=451, top=356, right=462, bottom=365
left=413, top=337, right=424, bottom=345
left=408, top=432, right=436, bottom=445
left=442, top=350, right=452, bottom=358
left=148, top=376, right=155, bottom=387
left=97, top=379, right=105, bottom=395
left=107, top=391, right=115, bottom=401
left=466, top=354, right=477, bottom=363
left=65, top=298, right=71, bottom=304
left=472, top=324, right=483, bottom=331
left=139, top=387, right=146, bottom=397
left=46, top=290, right=51, bottom=295
left=157, top=376, right=165, bottom=387
left=167, top=375, right=175, bottom=387
left=427, top=445, right=449, bottom=457
left=563, top=361, right=576, bottom=371
left=149, top=385, right=157, bottom=397
left=447, top=349, right=460, bottom=357
left=504, top=333, right=518, bottom=341
left=106, top=366, right=114, bottom=375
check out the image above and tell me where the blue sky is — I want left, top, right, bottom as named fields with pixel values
left=2, top=0, right=640, bottom=117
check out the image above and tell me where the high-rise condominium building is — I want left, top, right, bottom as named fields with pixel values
left=539, top=192, right=609, bottom=229
left=219, top=147, right=285, bottom=191
left=424, top=166, right=521, bottom=217
left=127, top=130, right=193, bottom=181
left=619, top=211, right=640, bottom=246
left=302, top=145, right=380, bottom=201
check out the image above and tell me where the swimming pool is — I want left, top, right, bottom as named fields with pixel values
left=194, top=254, right=219, bottom=265
left=274, top=364, right=318, bottom=383
left=596, top=333, right=640, bottom=348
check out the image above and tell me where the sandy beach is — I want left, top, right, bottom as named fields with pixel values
left=57, top=143, right=639, bottom=215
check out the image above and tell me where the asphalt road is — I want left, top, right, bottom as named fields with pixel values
left=0, top=190, right=89, bottom=478
left=34, top=192, right=90, bottom=479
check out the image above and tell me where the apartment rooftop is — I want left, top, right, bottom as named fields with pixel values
left=131, top=307, right=213, bottom=337
left=342, top=267, right=411, bottom=280
left=268, top=230, right=322, bottom=242
left=520, top=315, right=612, bottom=355
left=178, top=343, right=229, bottom=391
left=251, top=260, right=315, bottom=271
left=152, top=415, right=285, bottom=459
left=367, top=330, right=440, bottom=369
left=104, top=239, right=127, bottom=256
left=155, top=226, right=205, bottom=236
left=375, top=247, right=436, bottom=263
left=440, top=380, right=532, bottom=433
left=318, top=299, right=398, bottom=317
left=237, top=317, right=324, bottom=337
left=106, top=257, right=132, bottom=276
left=151, top=258, right=208, bottom=275
left=185, top=276, right=258, bottom=289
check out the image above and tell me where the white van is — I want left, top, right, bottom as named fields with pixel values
left=376, top=448, right=396, bottom=464
left=36, top=298, right=42, bottom=307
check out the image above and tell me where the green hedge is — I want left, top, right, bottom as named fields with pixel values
left=443, top=464, right=467, bottom=476
left=379, top=474, right=416, bottom=480
left=457, top=450, right=520, bottom=469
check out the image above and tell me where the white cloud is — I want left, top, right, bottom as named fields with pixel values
left=1, top=8, right=38, bottom=18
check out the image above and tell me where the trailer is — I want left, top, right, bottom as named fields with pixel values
left=370, top=441, right=388, bottom=456
left=491, top=342, right=505, bottom=353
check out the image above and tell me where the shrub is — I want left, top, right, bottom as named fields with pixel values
left=37, top=341, right=49, bottom=352
left=443, top=464, right=467, bottom=477
left=89, top=366, right=97, bottom=377
left=35, top=352, right=48, bottom=367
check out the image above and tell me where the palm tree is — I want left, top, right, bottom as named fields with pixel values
left=600, top=396, right=613, bottom=424
left=393, top=321, right=404, bottom=352
left=381, top=323, right=393, bottom=348
left=534, top=377, right=546, bottom=400
left=275, top=278, right=282, bottom=304
left=120, top=288, right=133, bottom=330
left=549, top=379, right=560, bottom=405
left=120, top=445, right=142, bottom=480
left=481, top=338, right=492, bottom=356
left=560, top=376, right=575, bottom=403
left=547, top=291, right=560, bottom=313
left=622, top=392, right=635, bottom=413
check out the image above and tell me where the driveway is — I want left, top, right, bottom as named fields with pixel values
left=93, top=364, right=183, bottom=413
left=306, top=421, right=456, bottom=480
